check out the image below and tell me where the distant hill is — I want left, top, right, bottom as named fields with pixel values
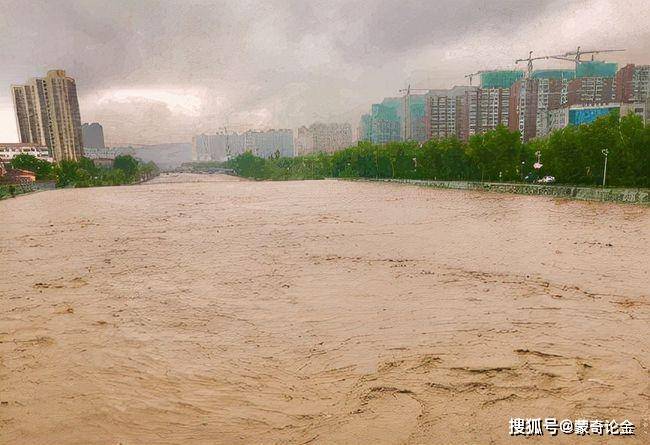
left=110, top=143, right=192, bottom=170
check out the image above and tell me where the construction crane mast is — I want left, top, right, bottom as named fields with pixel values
left=549, top=46, right=626, bottom=70
left=398, top=84, right=430, bottom=141
left=515, top=51, right=549, bottom=78
left=219, top=123, right=254, bottom=158
left=464, top=71, right=486, bottom=86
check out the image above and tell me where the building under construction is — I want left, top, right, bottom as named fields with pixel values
left=479, top=70, right=524, bottom=89
left=509, top=70, right=573, bottom=141
left=360, top=48, right=648, bottom=145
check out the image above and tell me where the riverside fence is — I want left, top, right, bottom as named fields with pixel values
left=348, top=178, right=650, bottom=205
left=0, top=181, right=56, bottom=200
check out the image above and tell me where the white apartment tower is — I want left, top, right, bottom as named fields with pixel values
left=12, top=70, right=83, bottom=162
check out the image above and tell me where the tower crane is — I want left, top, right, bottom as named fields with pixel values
left=548, top=46, right=626, bottom=70
left=515, top=51, right=550, bottom=78
left=398, top=84, right=431, bottom=140
left=464, top=71, right=486, bottom=86
left=219, top=122, right=254, bottom=158
left=398, top=84, right=431, bottom=96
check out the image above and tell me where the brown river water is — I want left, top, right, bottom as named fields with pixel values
left=1, top=173, right=648, bottom=444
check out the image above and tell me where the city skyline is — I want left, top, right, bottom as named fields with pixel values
left=1, top=0, right=649, bottom=145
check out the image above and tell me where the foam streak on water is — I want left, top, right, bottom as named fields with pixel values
left=1, top=173, right=648, bottom=444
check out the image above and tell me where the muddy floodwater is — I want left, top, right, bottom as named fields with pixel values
left=1, top=173, right=648, bottom=444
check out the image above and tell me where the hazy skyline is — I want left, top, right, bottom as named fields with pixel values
left=1, top=0, right=649, bottom=145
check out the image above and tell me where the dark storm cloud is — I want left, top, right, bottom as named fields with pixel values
left=0, top=0, right=648, bottom=143
left=331, top=0, right=548, bottom=61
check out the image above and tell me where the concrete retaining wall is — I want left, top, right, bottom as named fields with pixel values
left=351, top=178, right=650, bottom=204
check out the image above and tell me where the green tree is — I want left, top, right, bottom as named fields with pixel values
left=467, top=125, right=522, bottom=182
left=10, top=154, right=55, bottom=180
left=219, top=115, right=648, bottom=187
left=113, top=155, right=139, bottom=179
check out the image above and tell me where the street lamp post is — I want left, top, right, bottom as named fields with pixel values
left=533, top=150, right=543, bottom=182
left=602, top=149, right=609, bottom=187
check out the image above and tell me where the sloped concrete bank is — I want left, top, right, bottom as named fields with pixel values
left=347, top=178, right=650, bottom=204
left=0, top=181, right=56, bottom=199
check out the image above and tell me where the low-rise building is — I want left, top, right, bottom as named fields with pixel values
left=0, top=143, right=52, bottom=163
left=0, top=165, right=36, bottom=184
left=544, top=102, right=647, bottom=133
left=82, top=147, right=119, bottom=159
left=620, top=100, right=648, bottom=123
left=82, top=147, right=121, bottom=167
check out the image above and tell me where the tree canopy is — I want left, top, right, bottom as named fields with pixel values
left=9, top=154, right=158, bottom=188
left=227, top=113, right=649, bottom=187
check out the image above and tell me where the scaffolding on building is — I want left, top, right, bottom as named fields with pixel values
left=480, top=70, right=525, bottom=89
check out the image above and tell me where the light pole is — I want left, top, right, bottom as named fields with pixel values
left=532, top=151, right=543, bottom=182
left=602, top=149, right=609, bottom=187
left=521, top=161, right=525, bottom=182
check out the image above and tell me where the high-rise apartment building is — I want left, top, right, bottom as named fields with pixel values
left=294, top=123, right=353, bottom=155
left=458, top=87, right=511, bottom=141
left=509, top=79, right=537, bottom=141
left=616, top=64, right=650, bottom=103
left=368, top=98, right=402, bottom=144
left=82, top=122, right=105, bottom=149
left=567, top=77, right=616, bottom=106
left=12, top=70, right=83, bottom=161
left=479, top=87, right=511, bottom=131
left=459, top=88, right=480, bottom=141
left=426, top=86, right=473, bottom=140
left=192, top=132, right=245, bottom=161
left=471, top=71, right=521, bottom=138
left=192, top=129, right=294, bottom=160
left=244, top=129, right=294, bottom=158
left=11, top=82, right=50, bottom=148
left=359, top=95, right=430, bottom=144
left=358, top=114, right=372, bottom=142
left=402, top=95, right=427, bottom=142
left=294, top=126, right=314, bottom=156
left=509, top=74, right=569, bottom=141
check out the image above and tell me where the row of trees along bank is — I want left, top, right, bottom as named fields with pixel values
left=225, top=112, right=649, bottom=188
left=9, top=154, right=159, bottom=187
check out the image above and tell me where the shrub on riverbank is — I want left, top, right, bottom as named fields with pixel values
left=9, top=154, right=159, bottom=188
left=227, top=112, right=649, bottom=187
left=227, top=151, right=332, bottom=180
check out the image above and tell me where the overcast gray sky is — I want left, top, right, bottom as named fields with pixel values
left=0, top=0, right=648, bottom=145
